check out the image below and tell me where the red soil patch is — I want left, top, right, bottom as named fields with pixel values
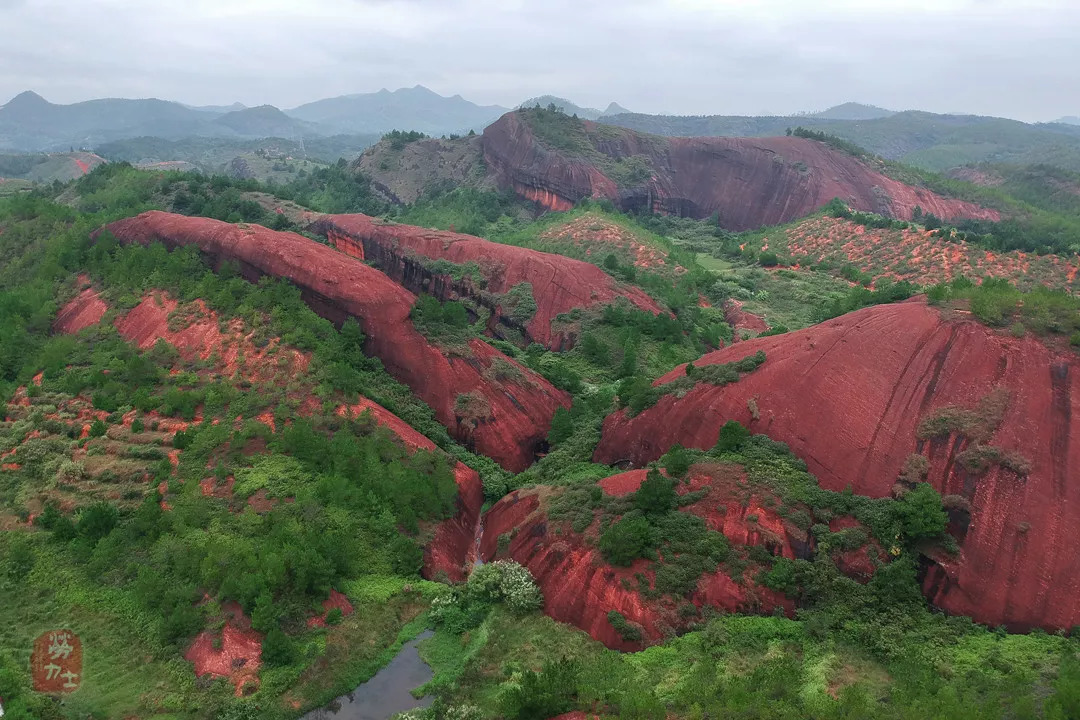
left=53, top=287, right=108, bottom=334
left=1, top=463, right=21, bottom=471
left=538, top=214, right=680, bottom=273
left=184, top=622, right=261, bottom=696
left=199, top=475, right=235, bottom=500
left=780, top=216, right=1079, bottom=290
left=114, top=292, right=309, bottom=383
left=245, top=489, right=277, bottom=514
left=596, top=297, right=1080, bottom=632
left=100, top=211, right=569, bottom=472
left=723, top=299, right=769, bottom=336
left=310, top=213, right=662, bottom=350
left=307, top=589, right=355, bottom=628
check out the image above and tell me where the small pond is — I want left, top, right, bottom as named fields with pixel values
left=301, top=630, right=435, bottom=720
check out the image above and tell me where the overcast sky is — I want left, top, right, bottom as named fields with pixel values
left=1, top=0, right=1077, bottom=121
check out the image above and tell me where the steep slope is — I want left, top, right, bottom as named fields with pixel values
left=97, top=211, right=569, bottom=471
left=595, top=298, right=1080, bottom=632
left=479, top=465, right=797, bottom=650
left=309, top=213, right=663, bottom=349
left=481, top=110, right=998, bottom=230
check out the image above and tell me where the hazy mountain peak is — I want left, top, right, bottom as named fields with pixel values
left=809, top=102, right=895, bottom=120
left=3, top=90, right=50, bottom=109
left=602, top=102, right=632, bottom=116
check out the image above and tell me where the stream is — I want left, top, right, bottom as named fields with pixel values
left=301, top=630, right=435, bottom=720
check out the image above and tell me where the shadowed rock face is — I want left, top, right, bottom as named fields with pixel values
left=479, top=466, right=798, bottom=650
left=481, top=111, right=999, bottom=230
left=308, top=213, right=662, bottom=350
left=595, top=298, right=1080, bottom=631
left=97, top=211, right=570, bottom=471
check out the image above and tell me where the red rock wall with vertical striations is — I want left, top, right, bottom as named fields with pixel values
left=481, top=111, right=999, bottom=230
left=594, top=298, right=1080, bottom=631
left=308, top=213, right=662, bottom=350
left=97, top=211, right=569, bottom=471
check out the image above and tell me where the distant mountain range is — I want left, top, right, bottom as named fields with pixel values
left=4, top=87, right=1080, bottom=175
left=1056, top=116, right=1080, bottom=126
left=0, top=86, right=510, bottom=151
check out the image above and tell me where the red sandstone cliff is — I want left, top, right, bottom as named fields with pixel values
left=309, top=214, right=662, bottom=350
left=479, top=466, right=797, bottom=650
left=481, top=111, right=999, bottom=230
left=97, top=211, right=569, bottom=471
left=594, top=298, right=1080, bottom=631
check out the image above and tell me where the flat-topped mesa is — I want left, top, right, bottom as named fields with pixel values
left=594, top=297, right=1080, bottom=632
left=96, top=211, right=570, bottom=471
left=308, top=213, right=663, bottom=350
left=481, top=110, right=1000, bottom=230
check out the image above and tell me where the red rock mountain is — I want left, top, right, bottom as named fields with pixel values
left=97, top=211, right=569, bottom=471
left=308, top=213, right=662, bottom=349
left=594, top=298, right=1080, bottom=632
left=481, top=111, right=999, bottom=230
left=479, top=465, right=796, bottom=650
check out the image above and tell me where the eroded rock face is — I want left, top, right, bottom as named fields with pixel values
left=308, top=214, right=662, bottom=350
left=595, top=298, right=1080, bottom=631
left=98, top=211, right=569, bottom=471
left=481, top=111, right=999, bottom=230
left=53, top=285, right=107, bottom=334
left=479, top=466, right=796, bottom=650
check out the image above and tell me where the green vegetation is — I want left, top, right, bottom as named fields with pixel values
left=3, top=150, right=1080, bottom=719
left=928, top=275, right=1080, bottom=337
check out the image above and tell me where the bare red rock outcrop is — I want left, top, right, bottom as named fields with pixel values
left=97, top=211, right=569, bottom=471
left=53, top=286, right=107, bottom=334
left=309, top=214, right=661, bottom=350
left=595, top=298, right=1080, bottom=631
left=482, top=111, right=998, bottom=230
left=479, top=465, right=795, bottom=650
